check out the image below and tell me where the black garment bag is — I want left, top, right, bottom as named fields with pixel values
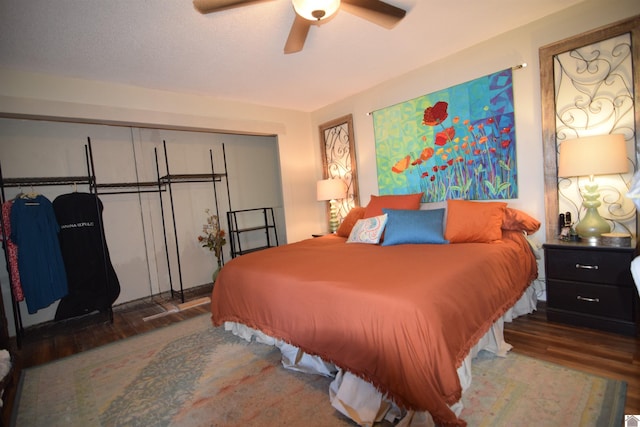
left=53, top=192, right=120, bottom=320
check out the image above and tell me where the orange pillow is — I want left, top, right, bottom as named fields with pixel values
left=502, top=208, right=541, bottom=234
left=444, top=200, right=507, bottom=243
left=363, top=193, right=423, bottom=218
left=337, top=207, right=366, bottom=237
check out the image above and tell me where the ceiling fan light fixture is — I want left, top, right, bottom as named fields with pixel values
left=292, top=0, right=340, bottom=21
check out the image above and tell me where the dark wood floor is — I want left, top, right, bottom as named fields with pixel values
left=504, top=306, right=640, bottom=418
left=1, top=289, right=638, bottom=425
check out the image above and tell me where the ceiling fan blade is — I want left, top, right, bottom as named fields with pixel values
left=341, top=0, right=406, bottom=29
left=284, top=14, right=311, bottom=54
left=192, top=0, right=271, bottom=15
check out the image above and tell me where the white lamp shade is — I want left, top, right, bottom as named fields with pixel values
left=558, top=134, right=628, bottom=178
left=317, top=178, right=346, bottom=201
left=292, top=0, right=340, bottom=21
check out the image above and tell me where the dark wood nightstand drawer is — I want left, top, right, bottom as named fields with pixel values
left=547, top=279, right=635, bottom=321
left=543, top=240, right=638, bottom=335
left=545, top=248, right=633, bottom=286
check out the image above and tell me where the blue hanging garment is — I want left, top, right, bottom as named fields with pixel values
left=10, top=194, right=68, bottom=314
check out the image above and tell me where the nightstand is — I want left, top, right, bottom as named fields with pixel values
left=543, top=239, right=638, bottom=336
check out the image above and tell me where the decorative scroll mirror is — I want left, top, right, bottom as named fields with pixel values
left=319, top=114, right=359, bottom=223
left=540, top=15, right=640, bottom=242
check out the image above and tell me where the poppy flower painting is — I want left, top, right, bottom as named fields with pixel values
left=372, top=69, right=518, bottom=201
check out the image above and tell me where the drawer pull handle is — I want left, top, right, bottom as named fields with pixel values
left=577, top=295, right=600, bottom=303
left=575, top=263, right=598, bottom=270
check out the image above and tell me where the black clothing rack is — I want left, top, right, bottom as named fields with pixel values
left=0, top=140, right=115, bottom=347
left=69, top=140, right=230, bottom=303
left=155, top=140, right=229, bottom=302
left=94, top=181, right=160, bottom=195
left=0, top=137, right=231, bottom=344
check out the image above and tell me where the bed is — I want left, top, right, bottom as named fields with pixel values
left=210, top=197, right=540, bottom=427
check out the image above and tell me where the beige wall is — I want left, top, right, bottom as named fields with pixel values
left=312, top=0, right=640, bottom=241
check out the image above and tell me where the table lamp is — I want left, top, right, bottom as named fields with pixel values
left=317, top=178, right=346, bottom=233
left=558, top=134, right=628, bottom=242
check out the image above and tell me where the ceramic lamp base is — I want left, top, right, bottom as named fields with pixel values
left=328, top=199, right=339, bottom=233
left=576, top=182, right=610, bottom=240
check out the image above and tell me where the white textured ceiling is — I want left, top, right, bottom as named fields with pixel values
left=0, top=0, right=583, bottom=112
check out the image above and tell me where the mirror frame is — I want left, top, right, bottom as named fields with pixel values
left=539, top=14, right=640, bottom=241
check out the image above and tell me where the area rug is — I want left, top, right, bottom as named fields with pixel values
left=12, top=314, right=626, bottom=427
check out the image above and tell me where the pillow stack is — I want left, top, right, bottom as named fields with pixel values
left=345, top=193, right=425, bottom=245
left=338, top=195, right=540, bottom=245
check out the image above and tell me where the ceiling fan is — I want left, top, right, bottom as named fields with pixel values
left=192, top=0, right=407, bottom=54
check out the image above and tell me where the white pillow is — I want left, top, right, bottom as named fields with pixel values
left=346, top=214, right=388, bottom=244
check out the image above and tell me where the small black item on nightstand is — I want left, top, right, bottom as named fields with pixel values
left=543, top=239, right=639, bottom=336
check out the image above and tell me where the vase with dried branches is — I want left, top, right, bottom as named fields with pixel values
left=197, top=209, right=227, bottom=283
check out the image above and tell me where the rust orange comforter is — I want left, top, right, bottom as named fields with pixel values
left=211, top=230, right=537, bottom=426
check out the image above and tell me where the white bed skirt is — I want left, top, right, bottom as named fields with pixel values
left=223, top=284, right=538, bottom=427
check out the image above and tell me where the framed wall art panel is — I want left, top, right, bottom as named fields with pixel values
left=319, top=114, right=359, bottom=223
left=540, top=15, right=640, bottom=241
left=372, top=68, right=518, bottom=202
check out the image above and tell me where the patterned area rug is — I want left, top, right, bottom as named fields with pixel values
left=13, top=314, right=626, bottom=426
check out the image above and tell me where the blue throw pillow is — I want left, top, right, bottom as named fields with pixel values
left=381, top=208, right=448, bottom=246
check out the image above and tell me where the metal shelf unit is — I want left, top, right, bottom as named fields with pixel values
left=227, top=207, right=278, bottom=258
